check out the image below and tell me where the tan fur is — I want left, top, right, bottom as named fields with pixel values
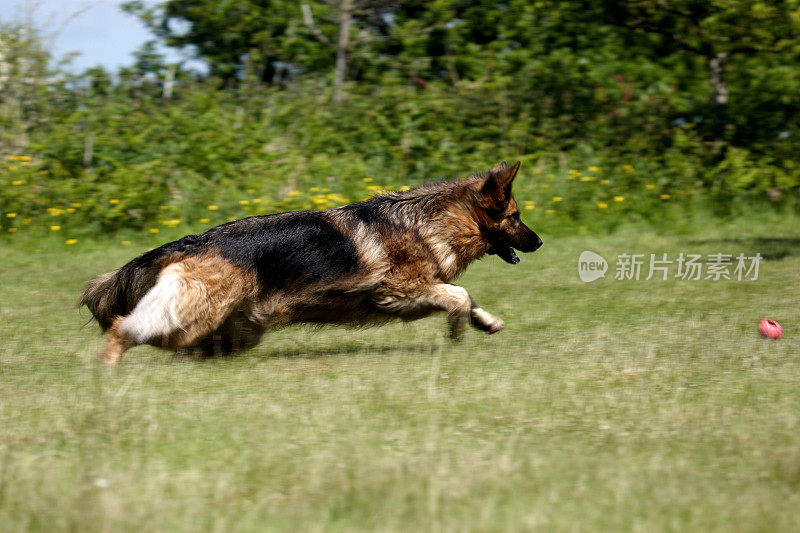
left=160, top=256, right=257, bottom=347
left=101, top=253, right=257, bottom=363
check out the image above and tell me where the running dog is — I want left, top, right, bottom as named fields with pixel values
left=81, top=160, right=542, bottom=363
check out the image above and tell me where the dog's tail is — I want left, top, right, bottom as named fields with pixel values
left=79, top=253, right=172, bottom=331
left=79, top=270, right=123, bottom=331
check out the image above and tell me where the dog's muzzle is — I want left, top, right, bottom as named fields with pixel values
left=488, top=236, right=542, bottom=264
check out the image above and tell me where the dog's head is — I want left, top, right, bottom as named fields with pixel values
left=477, top=160, right=542, bottom=264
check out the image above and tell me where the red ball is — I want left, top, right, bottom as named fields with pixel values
left=759, top=318, right=783, bottom=339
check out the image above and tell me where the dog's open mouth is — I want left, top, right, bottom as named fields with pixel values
left=488, top=244, right=520, bottom=264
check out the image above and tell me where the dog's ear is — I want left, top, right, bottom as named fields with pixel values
left=490, top=160, right=508, bottom=173
left=482, top=160, right=520, bottom=205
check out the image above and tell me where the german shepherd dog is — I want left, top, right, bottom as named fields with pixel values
left=81, top=161, right=542, bottom=363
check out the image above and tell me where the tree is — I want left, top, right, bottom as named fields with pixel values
left=122, top=0, right=312, bottom=83
left=0, top=23, right=54, bottom=150
left=578, top=0, right=800, bottom=158
left=301, top=0, right=397, bottom=101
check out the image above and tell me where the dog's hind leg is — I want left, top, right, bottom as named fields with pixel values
left=98, top=263, right=189, bottom=364
left=101, top=258, right=256, bottom=363
left=100, top=317, right=138, bottom=364
left=190, top=311, right=264, bottom=358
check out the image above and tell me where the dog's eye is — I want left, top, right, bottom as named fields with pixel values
left=509, top=212, right=521, bottom=223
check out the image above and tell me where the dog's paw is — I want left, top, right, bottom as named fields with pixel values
left=486, top=318, right=504, bottom=334
left=471, top=308, right=504, bottom=334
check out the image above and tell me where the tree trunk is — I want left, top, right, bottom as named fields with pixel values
left=333, top=0, right=353, bottom=103
left=709, top=51, right=728, bottom=161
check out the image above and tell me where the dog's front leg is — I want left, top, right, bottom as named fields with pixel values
left=373, top=284, right=504, bottom=340
left=436, top=287, right=505, bottom=340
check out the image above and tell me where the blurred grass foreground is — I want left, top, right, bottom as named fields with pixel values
left=2, top=225, right=800, bottom=530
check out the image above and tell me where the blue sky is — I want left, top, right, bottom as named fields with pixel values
left=0, top=0, right=191, bottom=72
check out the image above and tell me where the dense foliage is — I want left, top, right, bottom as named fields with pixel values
left=1, top=1, right=800, bottom=240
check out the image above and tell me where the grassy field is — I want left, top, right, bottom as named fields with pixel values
left=1, top=219, right=799, bottom=532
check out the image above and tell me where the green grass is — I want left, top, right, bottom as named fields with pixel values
left=1, top=220, right=799, bottom=531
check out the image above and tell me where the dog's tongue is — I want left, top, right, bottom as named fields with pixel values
left=489, top=245, right=520, bottom=264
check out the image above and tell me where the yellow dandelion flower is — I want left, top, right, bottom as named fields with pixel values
left=398, top=185, right=411, bottom=192
left=587, top=166, right=601, bottom=172
left=199, top=218, right=210, bottom=223
left=6, top=213, right=17, bottom=218
left=227, top=216, right=236, bottom=221
left=363, top=178, right=374, bottom=182
left=660, top=194, right=671, bottom=199
left=239, top=200, right=249, bottom=205
left=568, top=170, right=581, bottom=178
left=600, top=179, right=610, bottom=185
left=251, top=198, right=262, bottom=203
left=310, top=187, right=320, bottom=192
left=623, top=165, right=635, bottom=172
left=70, top=203, right=81, bottom=208
left=148, top=228, right=159, bottom=234
left=580, top=176, right=596, bottom=182
left=525, top=204, right=535, bottom=210
left=545, top=209, right=556, bottom=215
left=8, top=166, right=17, bottom=171
left=39, top=170, right=49, bottom=175
left=8, top=228, right=17, bottom=233
left=613, top=196, right=625, bottom=202
left=65, top=239, right=78, bottom=245
left=288, top=190, right=301, bottom=196
left=645, top=184, right=656, bottom=190
left=122, top=241, right=131, bottom=245
left=246, top=188, right=256, bottom=194
left=66, top=208, right=76, bottom=213
left=546, top=173, right=554, bottom=179
left=109, top=199, right=120, bottom=204
left=597, top=201, right=608, bottom=209
left=552, top=196, right=563, bottom=202
left=11, top=180, right=24, bottom=185
left=50, top=225, right=61, bottom=231
left=207, top=205, right=219, bottom=211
